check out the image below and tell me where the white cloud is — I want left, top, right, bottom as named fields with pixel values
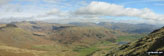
left=0, top=4, right=46, bottom=18
left=120, top=0, right=164, bottom=5
left=75, top=1, right=164, bottom=21
left=0, top=0, right=164, bottom=24
left=42, top=0, right=61, bottom=3
left=45, top=8, right=60, bottom=15
left=18, top=0, right=59, bottom=3
left=35, top=8, right=69, bottom=18
left=0, top=0, right=11, bottom=5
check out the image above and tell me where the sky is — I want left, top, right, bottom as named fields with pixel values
left=0, top=0, right=164, bottom=24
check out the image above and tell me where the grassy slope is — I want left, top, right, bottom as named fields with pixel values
left=50, top=26, right=118, bottom=45
left=0, top=44, right=45, bottom=56
left=0, top=26, right=53, bottom=48
left=106, top=27, right=164, bottom=56
left=116, top=34, right=145, bottom=42
left=72, top=41, right=119, bottom=56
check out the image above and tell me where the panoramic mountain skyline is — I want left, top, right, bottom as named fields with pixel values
left=0, top=0, right=164, bottom=24
left=0, top=0, right=164, bottom=56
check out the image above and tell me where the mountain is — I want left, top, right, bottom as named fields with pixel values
left=0, top=21, right=147, bottom=56
left=106, top=26, right=164, bottom=56
left=0, top=24, right=53, bottom=48
left=13, top=21, right=72, bottom=31
left=50, top=26, right=118, bottom=45
left=0, top=44, right=45, bottom=56
left=13, top=21, right=123, bottom=45
left=98, top=22, right=161, bottom=34
left=70, top=22, right=161, bottom=34
left=69, top=22, right=98, bottom=26
left=0, top=22, right=81, bottom=56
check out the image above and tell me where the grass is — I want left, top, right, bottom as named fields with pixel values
left=99, top=41, right=113, bottom=46
left=32, top=44, right=69, bottom=51
left=0, top=45, right=45, bottom=56
left=31, top=45, right=79, bottom=56
left=72, top=41, right=116, bottom=56
left=31, top=41, right=115, bottom=56
left=73, top=46, right=99, bottom=56
left=116, top=35, right=144, bottom=42
left=32, top=45, right=57, bottom=51
left=31, top=41, right=117, bottom=56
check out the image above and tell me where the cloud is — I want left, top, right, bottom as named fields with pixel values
left=0, top=4, right=45, bottom=19
left=0, top=0, right=11, bottom=5
left=154, top=3, right=164, bottom=6
left=35, top=8, right=69, bottom=18
left=34, top=8, right=106, bottom=23
left=42, top=0, right=61, bottom=3
left=46, top=8, right=68, bottom=16
left=75, top=1, right=164, bottom=21
left=0, top=0, right=164, bottom=24
left=45, top=8, right=60, bottom=15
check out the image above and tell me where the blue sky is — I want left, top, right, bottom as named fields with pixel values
left=9, top=0, right=164, bottom=13
left=0, top=0, right=164, bottom=24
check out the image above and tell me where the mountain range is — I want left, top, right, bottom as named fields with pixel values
left=70, top=22, right=162, bottom=34
left=0, top=21, right=163, bottom=56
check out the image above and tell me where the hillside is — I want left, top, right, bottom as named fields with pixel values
left=0, top=21, right=145, bottom=56
left=106, top=26, right=164, bottom=56
left=0, top=24, right=53, bottom=48
left=50, top=26, right=118, bottom=45
left=0, top=44, right=45, bottom=56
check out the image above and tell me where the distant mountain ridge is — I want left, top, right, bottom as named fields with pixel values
left=1, top=21, right=161, bottom=34
left=70, top=22, right=161, bottom=34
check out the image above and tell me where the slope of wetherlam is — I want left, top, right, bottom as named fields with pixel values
left=106, top=26, right=164, bottom=56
